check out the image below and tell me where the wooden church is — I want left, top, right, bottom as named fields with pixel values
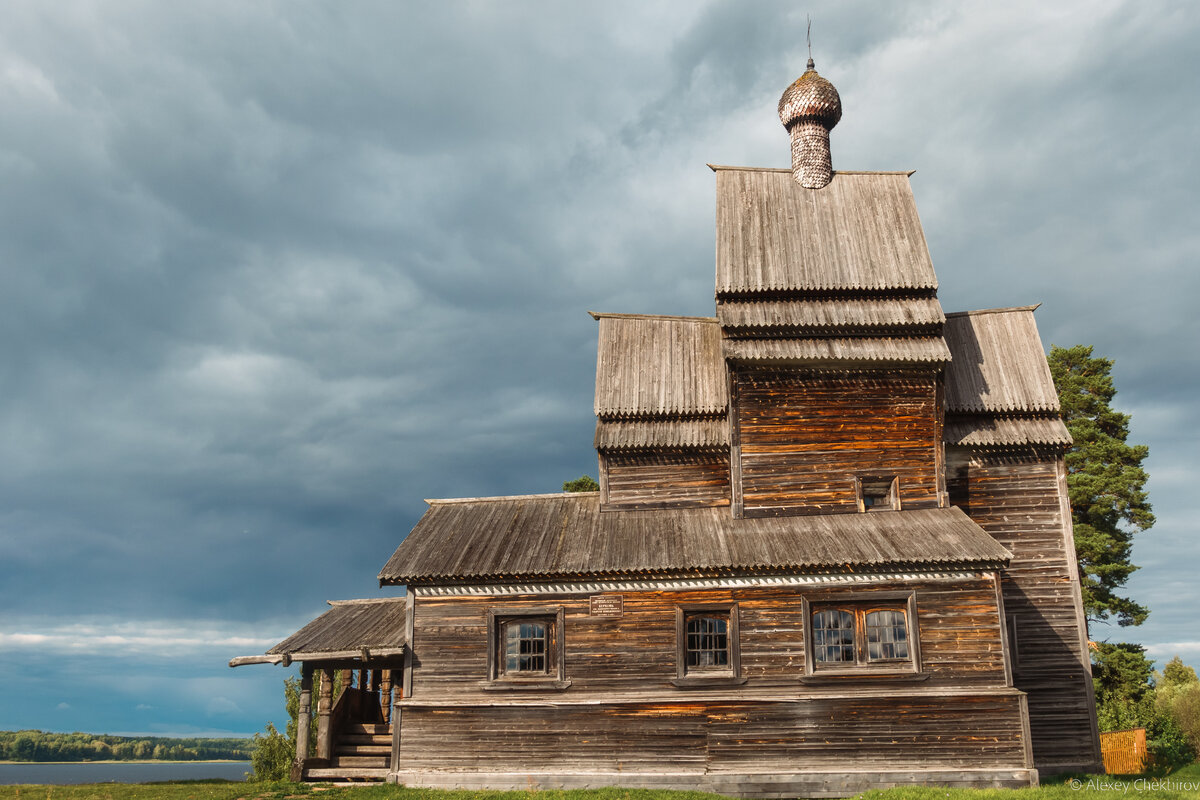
left=232, top=59, right=1102, bottom=795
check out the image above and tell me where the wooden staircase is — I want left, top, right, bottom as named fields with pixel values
left=305, top=722, right=391, bottom=782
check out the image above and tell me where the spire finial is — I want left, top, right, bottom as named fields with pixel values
left=806, top=16, right=814, bottom=70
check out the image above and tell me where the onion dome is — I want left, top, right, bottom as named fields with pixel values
left=778, top=58, right=842, bottom=189
left=778, top=58, right=842, bottom=130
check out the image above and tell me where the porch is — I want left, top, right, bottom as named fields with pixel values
left=229, top=597, right=408, bottom=783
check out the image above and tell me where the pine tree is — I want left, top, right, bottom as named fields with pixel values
left=562, top=475, right=599, bottom=492
left=1048, top=345, right=1154, bottom=628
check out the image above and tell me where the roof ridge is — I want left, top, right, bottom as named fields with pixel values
left=327, top=597, right=407, bottom=606
left=945, top=304, right=1041, bottom=318
left=589, top=311, right=718, bottom=323
left=707, top=164, right=917, bottom=176
left=425, top=492, right=597, bottom=505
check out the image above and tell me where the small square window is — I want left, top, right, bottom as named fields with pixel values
left=485, top=607, right=568, bottom=689
left=502, top=619, right=550, bottom=675
left=674, top=604, right=744, bottom=686
left=857, top=476, right=899, bottom=512
left=685, top=614, right=730, bottom=670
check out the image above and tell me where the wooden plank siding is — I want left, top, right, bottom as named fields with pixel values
left=734, top=370, right=942, bottom=517
left=407, top=578, right=1010, bottom=699
left=397, top=576, right=1029, bottom=787
left=946, top=447, right=1103, bottom=773
left=397, top=695, right=1029, bottom=774
left=602, top=452, right=730, bottom=510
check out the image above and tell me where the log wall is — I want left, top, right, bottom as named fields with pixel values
left=732, top=370, right=942, bottom=517
left=602, top=452, right=730, bottom=510
left=408, top=577, right=1010, bottom=700
left=396, top=575, right=1031, bottom=789
left=947, top=447, right=1102, bottom=773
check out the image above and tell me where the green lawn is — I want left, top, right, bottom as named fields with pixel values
left=2, top=766, right=1198, bottom=800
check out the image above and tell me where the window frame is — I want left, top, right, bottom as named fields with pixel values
left=856, top=475, right=901, bottom=512
left=483, top=606, right=570, bottom=690
left=672, top=603, right=746, bottom=687
left=801, top=591, right=922, bottom=680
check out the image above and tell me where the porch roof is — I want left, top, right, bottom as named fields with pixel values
left=229, top=597, right=407, bottom=667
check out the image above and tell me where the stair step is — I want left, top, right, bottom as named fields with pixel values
left=335, top=743, right=390, bottom=756
left=342, top=723, right=390, bottom=735
left=305, top=766, right=389, bottom=781
left=338, top=733, right=392, bottom=746
left=334, top=755, right=390, bottom=769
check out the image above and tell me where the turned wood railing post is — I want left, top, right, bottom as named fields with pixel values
left=379, top=669, right=392, bottom=724
left=316, top=667, right=334, bottom=762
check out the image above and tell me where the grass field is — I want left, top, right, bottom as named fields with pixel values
left=2, top=765, right=1198, bottom=800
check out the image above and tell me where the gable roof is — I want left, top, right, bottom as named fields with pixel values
left=713, top=168, right=938, bottom=295
left=379, top=493, right=1011, bottom=585
left=943, top=307, right=1061, bottom=413
left=591, top=313, right=727, bottom=418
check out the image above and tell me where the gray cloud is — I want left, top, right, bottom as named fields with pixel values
left=0, top=0, right=1195, bottom=734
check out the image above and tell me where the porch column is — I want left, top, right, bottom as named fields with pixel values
left=379, top=669, right=392, bottom=724
left=291, top=664, right=313, bottom=781
left=316, top=667, right=334, bottom=762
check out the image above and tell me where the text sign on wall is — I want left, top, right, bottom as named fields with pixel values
left=589, top=595, right=623, bottom=617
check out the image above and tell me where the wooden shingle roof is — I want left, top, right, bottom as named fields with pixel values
left=595, top=418, right=729, bottom=451
left=592, top=313, right=727, bottom=418
left=945, top=415, right=1072, bottom=448
left=378, top=493, right=1010, bottom=585
left=723, top=336, right=951, bottom=365
left=229, top=598, right=407, bottom=667
left=718, top=297, right=945, bottom=335
left=943, top=307, right=1061, bottom=413
left=713, top=168, right=938, bottom=295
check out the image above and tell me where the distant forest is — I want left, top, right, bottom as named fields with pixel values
left=0, top=730, right=254, bottom=762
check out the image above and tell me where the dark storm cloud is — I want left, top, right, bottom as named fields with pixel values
left=1, top=1, right=1195, bottom=734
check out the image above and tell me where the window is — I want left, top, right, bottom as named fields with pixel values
left=803, top=592, right=921, bottom=677
left=856, top=475, right=899, bottom=512
left=686, top=614, right=729, bottom=670
left=484, top=607, right=569, bottom=689
left=674, top=604, right=745, bottom=686
left=501, top=618, right=550, bottom=675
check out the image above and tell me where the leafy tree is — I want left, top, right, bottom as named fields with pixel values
left=1048, top=345, right=1154, bottom=628
left=250, top=722, right=292, bottom=781
left=251, top=668, right=344, bottom=780
left=562, top=475, right=599, bottom=492
left=1156, top=656, right=1200, bottom=758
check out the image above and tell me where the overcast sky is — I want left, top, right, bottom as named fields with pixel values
left=1, top=0, right=1196, bottom=738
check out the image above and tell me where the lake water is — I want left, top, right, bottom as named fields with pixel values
left=0, top=761, right=252, bottom=785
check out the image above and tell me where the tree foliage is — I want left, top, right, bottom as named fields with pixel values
left=1048, top=344, right=1154, bottom=627
left=250, top=669, right=343, bottom=781
left=1090, top=644, right=1196, bottom=767
left=562, top=475, right=599, bottom=492
left=1156, top=657, right=1200, bottom=758
left=0, top=730, right=252, bottom=762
